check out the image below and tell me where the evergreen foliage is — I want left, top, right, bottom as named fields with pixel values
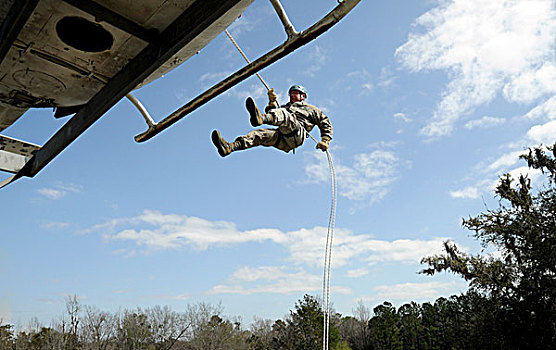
left=421, top=144, right=556, bottom=349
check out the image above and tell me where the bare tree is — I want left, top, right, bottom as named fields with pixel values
left=80, top=305, right=116, bottom=350
left=353, top=301, right=371, bottom=324
left=248, top=317, right=273, bottom=349
left=145, top=305, right=191, bottom=350
left=115, top=309, right=153, bottom=350
left=182, top=302, right=248, bottom=350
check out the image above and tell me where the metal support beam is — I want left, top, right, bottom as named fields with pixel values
left=268, top=0, right=296, bottom=38
left=126, top=93, right=155, bottom=128
left=17, top=0, right=244, bottom=178
left=0, top=0, right=40, bottom=66
left=135, top=0, right=360, bottom=143
left=0, top=150, right=32, bottom=173
left=62, top=0, right=159, bottom=43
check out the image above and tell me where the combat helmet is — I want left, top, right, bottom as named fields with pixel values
left=288, top=84, right=307, bottom=97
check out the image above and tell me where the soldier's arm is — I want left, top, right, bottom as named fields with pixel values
left=314, top=108, right=333, bottom=141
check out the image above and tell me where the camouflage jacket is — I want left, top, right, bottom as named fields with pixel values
left=267, top=101, right=333, bottom=140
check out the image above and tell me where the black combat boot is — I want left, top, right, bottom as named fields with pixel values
left=211, top=130, right=241, bottom=157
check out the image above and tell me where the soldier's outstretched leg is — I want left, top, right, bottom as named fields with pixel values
left=211, top=130, right=243, bottom=157
left=246, top=97, right=273, bottom=127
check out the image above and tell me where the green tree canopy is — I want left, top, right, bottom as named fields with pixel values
left=421, top=144, right=556, bottom=349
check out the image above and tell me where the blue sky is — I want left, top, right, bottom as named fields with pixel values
left=1, top=0, right=555, bottom=327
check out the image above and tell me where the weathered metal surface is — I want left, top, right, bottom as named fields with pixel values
left=134, top=0, right=361, bottom=143
left=0, top=135, right=41, bottom=156
left=17, top=0, right=251, bottom=179
left=0, top=0, right=17, bottom=21
left=0, top=151, right=33, bottom=173
left=0, top=0, right=252, bottom=130
left=0, top=101, right=28, bottom=132
left=61, top=0, right=159, bottom=43
left=269, top=0, right=296, bottom=38
left=0, top=135, right=40, bottom=174
left=126, top=93, right=155, bottom=127
left=0, top=0, right=40, bottom=66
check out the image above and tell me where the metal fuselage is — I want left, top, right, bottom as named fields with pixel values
left=0, top=0, right=253, bottom=131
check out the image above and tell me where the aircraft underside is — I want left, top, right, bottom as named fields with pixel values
left=0, top=0, right=254, bottom=129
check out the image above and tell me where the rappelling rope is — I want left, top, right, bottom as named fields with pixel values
left=306, top=133, right=337, bottom=350
left=224, top=30, right=270, bottom=91
left=224, top=29, right=338, bottom=350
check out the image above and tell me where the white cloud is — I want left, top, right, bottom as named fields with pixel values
left=407, top=1, right=556, bottom=201
left=303, top=146, right=403, bottom=204
left=200, top=71, right=231, bottom=89
left=393, top=113, right=411, bottom=123
left=459, top=165, right=543, bottom=201
left=449, top=186, right=480, bottom=199
left=208, top=265, right=353, bottom=295
left=361, top=238, right=448, bottom=265
left=303, top=151, right=330, bottom=183
left=90, top=211, right=448, bottom=269
left=362, top=82, right=374, bottom=94
left=346, top=268, right=369, bottom=278
left=526, top=120, right=556, bottom=144
left=377, top=67, right=397, bottom=88
left=229, top=266, right=288, bottom=282
left=208, top=266, right=327, bottom=295
left=286, top=227, right=361, bottom=267
left=332, top=68, right=374, bottom=98
left=396, top=0, right=556, bottom=137
left=503, top=63, right=556, bottom=103
left=304, top=45, right=329, bottom=77
left=112, top=248, right=136, bottom=258
left=226, top=10, right=261, bottom=38
left=464, top=116, right=505, bottom=129
left=522, top=95, right=556, bottom=120
left=345, top=69, right=374, bottom=95
left=37, top=183, right=82, bottom=200
left=86, top=211, right=454, bottom=296
left=505, top=166, right=542, bottom=185
left=104, top=211, right=286, bottom=251
left=38, top=188, right=65, bottom=200
left=226, top=83, right=266, bottom=101
left=486, top=150, right=524, bottom=171
left=451, top=142, right=547, bottom=201
left=362, top=281, right=467, bottom=303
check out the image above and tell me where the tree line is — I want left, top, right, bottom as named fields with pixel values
left=2, top=144, right=555, bottom=350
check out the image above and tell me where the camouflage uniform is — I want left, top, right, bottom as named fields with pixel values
left=235, top=101, right=333, bottom=153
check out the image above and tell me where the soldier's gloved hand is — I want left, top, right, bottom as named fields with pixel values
left=267, top=88, right=279, bottom=109
left=268, top=88, right=278, bottom=103
left=316, top=137, right=331, bottom=152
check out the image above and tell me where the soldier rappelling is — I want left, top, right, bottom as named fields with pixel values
left=211, top=85, right=333, bottom=157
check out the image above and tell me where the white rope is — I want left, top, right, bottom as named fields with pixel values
left=324, top=150, right=337, bottom=350
left=224, top=30, right=270, bottom=91
left=307, top=134, right=337, bottom=350
left=224, top=29, right=338, bottom=350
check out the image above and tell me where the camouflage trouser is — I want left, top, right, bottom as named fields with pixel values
left=236, top=107, right=306, bottom=153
